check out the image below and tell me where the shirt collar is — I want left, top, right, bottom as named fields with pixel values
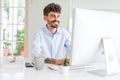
left=44, top=25, right=61, bottom=36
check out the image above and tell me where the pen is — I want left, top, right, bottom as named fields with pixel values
left=48, top=67, right=57, bottom=71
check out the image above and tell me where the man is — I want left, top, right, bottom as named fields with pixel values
left=31, top=3, right=71, bottom=65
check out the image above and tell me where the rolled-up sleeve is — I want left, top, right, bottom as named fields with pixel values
left=64, top=32, right=71, bottom=58
left=31, top=30, right=43, bottom=62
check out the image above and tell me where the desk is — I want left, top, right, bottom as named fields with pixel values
left=25, top=64, right=120, bottom=80
left=0, top=57, right=120, bottom=80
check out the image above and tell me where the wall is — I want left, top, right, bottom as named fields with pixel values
left=68, top=0, right=120, bottom=32
left=72, top=0, right=120, bottom=10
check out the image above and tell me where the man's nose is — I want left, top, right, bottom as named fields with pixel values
left=54, top=17, right=58, bottom=20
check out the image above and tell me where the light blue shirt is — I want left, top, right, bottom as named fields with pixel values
left=31, top=26, right=71, bottom=59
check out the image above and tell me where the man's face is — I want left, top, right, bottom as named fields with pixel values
left=44, top=12, right=60, bottom=28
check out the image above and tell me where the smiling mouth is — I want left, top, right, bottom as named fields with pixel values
left=52, top=20, right=60, bottom=23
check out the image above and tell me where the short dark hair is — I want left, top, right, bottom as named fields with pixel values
left=43, top=3, right=62, bottom=16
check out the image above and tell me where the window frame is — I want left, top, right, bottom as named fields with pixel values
left=0, top=0, right=28, bottom=57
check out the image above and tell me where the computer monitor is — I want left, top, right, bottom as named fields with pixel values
left=70, top=8, right=120, bottom=68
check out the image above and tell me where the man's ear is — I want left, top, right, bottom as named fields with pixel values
left=44, top=16, right=47, bottom=21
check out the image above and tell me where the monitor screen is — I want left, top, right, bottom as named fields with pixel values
left=70, top=8, right=120, bottom=67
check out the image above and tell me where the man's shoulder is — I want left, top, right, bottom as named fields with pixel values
left=60, top=28, right=70, bottom=34
left=58, top=28, right=71, bottom=38
left=34, top=27, right=44, bottom=33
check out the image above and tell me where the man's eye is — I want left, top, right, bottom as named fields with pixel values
left=50, top=15, right=55, bottom=17
left=57, top=15, right=60, bottom=18
left=50, top=15, right=60, bottom=18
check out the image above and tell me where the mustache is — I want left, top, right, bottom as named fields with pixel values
left=51, top=20, right=60, bottom=23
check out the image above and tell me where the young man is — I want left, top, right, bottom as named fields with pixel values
left=31, top=3, right=71, bottom=65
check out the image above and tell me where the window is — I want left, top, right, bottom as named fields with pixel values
left=0, top=0, right=26, bottom=56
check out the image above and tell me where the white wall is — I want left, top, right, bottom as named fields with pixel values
left=68, top=0, right=120, bottom=32
left=72, top=0, right=120, bottom=10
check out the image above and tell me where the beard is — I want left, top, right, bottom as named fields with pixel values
left=51, top=24, right=58, bottom=28
left=48, top=20, right=60, bottom=28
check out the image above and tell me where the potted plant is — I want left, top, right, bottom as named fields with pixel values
left=60, top=55, right=70, bottom=75
left=13, top=29, right=24, bottom=56
left=17, top=29, right=24, bottom=56
left=3, top=41, right=11, bottom=56
left=13, top=42, right=24, bottom=56
left=16, top=29, right=24, bottom=41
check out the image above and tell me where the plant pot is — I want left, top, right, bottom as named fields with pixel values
left=18, top=46, right=24, bottom=56
left=3, top=48, right=10, bottom=56
left=60, top=65, right=70, bottom=75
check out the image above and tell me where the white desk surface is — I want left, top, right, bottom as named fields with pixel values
left=0, top=56, right=120, bottom=80
left=0, top=63, right=120, bottom=80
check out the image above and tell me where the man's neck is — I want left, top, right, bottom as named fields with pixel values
left=46, top=25, right=57, bottom=34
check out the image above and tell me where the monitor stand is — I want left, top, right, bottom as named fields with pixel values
left=88, top=37, right=120, bottom=76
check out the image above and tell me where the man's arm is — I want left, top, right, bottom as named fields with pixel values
left=45, top=58, right=70, bottom=65
left=44, top=58, right=63, bottom=65
left=31, top=30, right=43, bottom=63
left=64, top=32, right=71, bottom=58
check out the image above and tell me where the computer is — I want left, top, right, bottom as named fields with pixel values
left=70, top=8, right=120, bottom=76
left=88, top=37, right=120, bottom=76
